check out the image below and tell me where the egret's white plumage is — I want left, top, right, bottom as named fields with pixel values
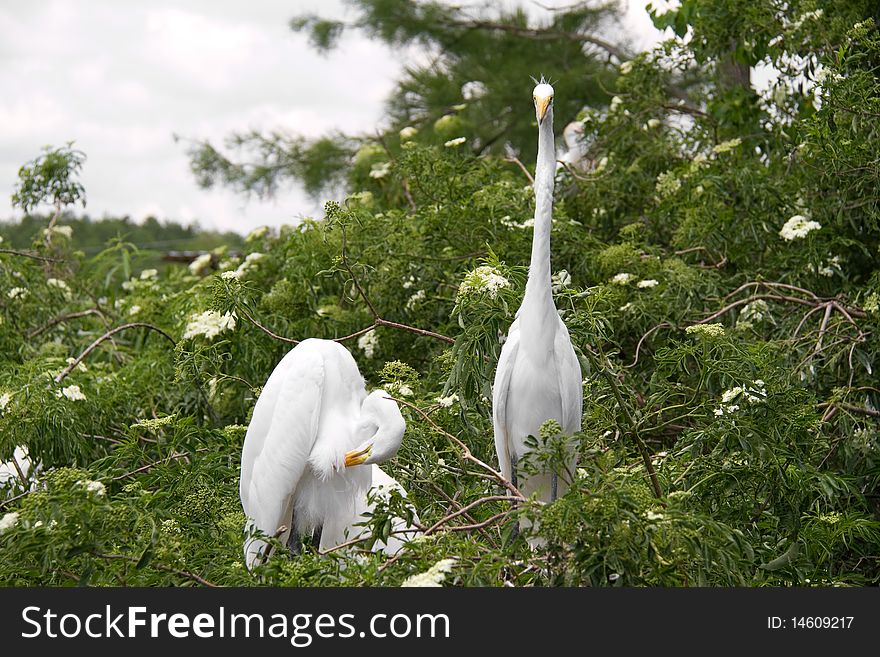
left=493, top=82, right=583, bottom=511
left=557, top=120, right=592, bottom=171
left=0, top=445, right=38, bottom=497
left=240, top=338, right=418, bottom=568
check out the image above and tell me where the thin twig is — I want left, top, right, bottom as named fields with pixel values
left=27, top=308, right=105, bottom=339
left=393, top=397, right=525, bottom=500
left=55, top=323, right=176, bottom=383
left=0, top=248, right=62, bottom=263
left=91, top=552, right=217, bottom=587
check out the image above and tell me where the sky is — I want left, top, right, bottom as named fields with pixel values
left=0, top=1, right=669, bottom=235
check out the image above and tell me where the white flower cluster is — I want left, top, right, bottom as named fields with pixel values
left=220, top=252, right=265, bottom=280
left=56, top=385, right=86, bottom=401
left=399, top=126, right=418, bottom=141
left=461, top=80, right=488, bottom=100
left=183, top=310, right=237, bottom=340
left=685, top=323, right=726, bottom=338
left=637, top=279, right=658, bottom=289
left=0, top=512, right=20, bottom=534
left=714, top=380, right=766, bottom=416
left=7, top=287, right=28, bottom=300
left=369, top=162, right=391, bottom=179
left=436, top=393, right=459, bottom=408
left=188, top=253, right=213, bottom=276
left=140, top=269, right=158, bottom=280
left=47, top=278, right=72, bottom=298
left=401, top=558, right=456, bottom=587
left=405, top=289, right=426, bottom=311
left=78, top=479, right=106, bottom=496
left=457, top=266, right=510, bottom=301
left=780, top=215, right=821, bottom=241
left=499, top=215, right=534, bottom=230
left=44, top=225, right=73, bottom=239
left=245, top=225, right=270, bottom=242
left=444, top=137, right=466, bottom=148
left=551, top=270, right=571, bottom=293
left=387, top=382, right=414, bottom=398
left=611, top=272, right=633, bottom=285
left=0, top=391, right=11, bottom=412
left=357, top=330, right=379, bottom=359
left=712, top=138, right=742, bottom=155
left=655, top=171, right=682, bottom=197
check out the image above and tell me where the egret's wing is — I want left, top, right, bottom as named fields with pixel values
left=492, top=319, right=521, bottom=481
left=555, top=318, right=583, bottom=434
left=240, top=346, right=324, bottom=544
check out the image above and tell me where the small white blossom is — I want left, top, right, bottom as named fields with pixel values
left=619, top=302, right=634, bottom=312
left=645, top=510, right=665, bottom=521
left=780, top=215, right=821, bottom=240
left=437, top=394, right=459, bottom=408
left=399, top=126, right=418, bottom=141
left=369, top=161, right=392, bottom=179
left=655, top=171, right=681, bottom=197
left=56, top=385, right=86, bottom=401
left=140, top=269, right=158, bottom=280
left=220, top=270, right=240, bottom=280
left=46, top=278, right=72, bottom=298
left=594, top=156, right=609, bottom=173
left=245, top=225, right=270, bottom=242
left=128, top=305, right=141, bottom=316
left=637, top=279, right=659, bottom=289
left=78, top=479, right=106, bottom=496
left=0, top=392, right=11, bottom=412
left=188, top=253, right=213, bottom=276
left=714, top=380, right=767, bottom=416
left=611, top=273, right=633, bottom=285
left=401, top=558, right=456, bottom=587
left=405, top=289, right=426, bottom=311
left=644, top=118, right=661, bottom=130
left=619, top=61, right=634, bottom=75
left=44, top=225, right=73, bottom=239
left=712, top=138, right=742, bottom=155
left=357, top=330, right=379, bottom=359
left=457, top=266, right=510, bottom=300
left=0, top=512, right=20, bottom=533
left=7, top=287, right=28, bottom=300
left=183, top=310, right=236, bottom=340
left=609, top=96, right=623, bottom=112
left=394, top=383, right=414, bottom=397
left=444, top=137, right=467, bottom=148
left=461, top=80, right=488, bottom=100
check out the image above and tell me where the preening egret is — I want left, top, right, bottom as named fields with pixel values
left=557, top=120, right=593, bottom=172
left=492, top=82, right=583, bottom=512
left=239, top=338, right=418, bottom=569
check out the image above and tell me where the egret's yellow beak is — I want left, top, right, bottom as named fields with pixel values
left=344, top=444, right=373, bottom=467
left=535, top=96, right=552, bottom=123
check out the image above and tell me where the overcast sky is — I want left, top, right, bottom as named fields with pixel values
left=0, top=1, right=666, bottom=234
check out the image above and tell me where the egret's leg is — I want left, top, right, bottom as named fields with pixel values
left=312, top=525, right=323, bottom=550
left=286, top=509, right=302, bottom=557
left=507, top=454, right=520, bottom=544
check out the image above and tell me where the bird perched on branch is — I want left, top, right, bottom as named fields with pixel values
left=239, top=338, right=418, bottom=569
left=492, top=81, right=583, bottom=523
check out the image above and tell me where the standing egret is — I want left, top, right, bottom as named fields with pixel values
left=493, top=82, right=583, bottom=514
left=240, top=338, right=418, bottom=569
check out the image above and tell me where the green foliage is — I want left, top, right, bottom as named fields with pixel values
left=11, top=143, right=86, bottom=213
left=2, top=3, right=880, bottom=587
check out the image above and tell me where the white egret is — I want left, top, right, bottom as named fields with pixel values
left=557, top=120, right=593, bottom=172
left=493, top=82, right=583, bottom=512
left=239, top=338, right=418, bottom=569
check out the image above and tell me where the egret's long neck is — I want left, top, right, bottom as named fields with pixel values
left=520, top=107, right=557, bottom=345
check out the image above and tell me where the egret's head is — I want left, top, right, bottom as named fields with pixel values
left=344, top=390, right=405, bottom=467
left=533, top=81, right=554, bottom=124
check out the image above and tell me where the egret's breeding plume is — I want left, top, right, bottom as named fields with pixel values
left=492, top=82, right=583, bottom=514
left=239, top=338, right=418, bottom=569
